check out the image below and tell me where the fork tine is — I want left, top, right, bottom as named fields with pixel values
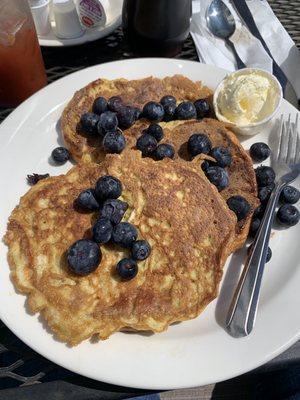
left=278, top=114, right=290, bottom=162
left=295, top=114, right=300, bottom=164
left=277, top=114, right=284, bottom=161
left=286, top=115, right=297, bottom=165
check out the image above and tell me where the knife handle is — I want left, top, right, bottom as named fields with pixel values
left=226, top=38, right=246, bottom=69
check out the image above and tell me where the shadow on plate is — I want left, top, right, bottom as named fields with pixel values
left=215, top=248, right=246, bottom=333
left=121, top=328, right=154, bottom=337
left=55, top=118, right=66, bottom=147
left=49, top=118, right=75, bottom=166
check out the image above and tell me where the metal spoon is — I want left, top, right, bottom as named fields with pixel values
left=206, top=0, right=245, bottom=69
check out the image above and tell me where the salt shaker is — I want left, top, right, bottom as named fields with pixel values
left=52, top=0, right=85, bottom=39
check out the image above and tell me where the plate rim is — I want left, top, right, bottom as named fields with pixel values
left=0, top=58, right=299, bottom=390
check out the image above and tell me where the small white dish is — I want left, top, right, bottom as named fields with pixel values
left=38, top=0, right=122, bottom=46
left=213, top=68, right=283, bottom=136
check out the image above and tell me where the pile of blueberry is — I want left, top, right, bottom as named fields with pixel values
left=49, top=95, right=211, bottom=165
left=77, top=94, right=211, bottom=156
left=248, top=142, right=300, bottom=262
left=67, top=175, right=151, bottom=280
left=184, top=131, right=252, bottom=222
left=136, top=123, right=175, bottom=160
left=134, top=96, right=210, bottom=161
left=147, top=130, right=250, bottom=223
left=140, top=95, right=211, bottom=122
left=187, top=132, right=230, bottom=188
left=79, top=96, right=140, bottom=154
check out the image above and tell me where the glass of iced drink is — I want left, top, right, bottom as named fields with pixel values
left=0, top=0, right=47, bottom=107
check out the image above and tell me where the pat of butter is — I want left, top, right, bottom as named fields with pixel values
left=215, top=70, right=279, bottom=126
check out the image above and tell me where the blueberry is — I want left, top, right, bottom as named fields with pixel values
left=142, top=101, right=164, bottom=121
left=76, top=188, right=99, bottom=211
left=194, top=99, right=210, bottom=119
left=117, top=106, right=136, bottom=129
left=92, top=96, right=108, bottom=115
left=116, top=258, right=138, bottom=280
left=255, top=166, right=276, bottom=187
left=92, top=217, right=113, bottom=244
left=188, top=133, right=212, bottom=157
left=108, top=96, right=123, bottom=112
left=147, top=123, right=164, bottom=142
left=258, top=184, right=274, bottom=204
left=95, top=175, right=122, bottom=201
left=103, top=130, right=126, bottom=154
left=67, top=239, right=101, bottom=276
left=136, top=133, right=157, bottom=156
left=99, top=111, right=118, bottom=132
left=112, top=222, right=138, bottom=248
left=101, top=199, right=128, bottom=225
left=201, top=160, right=210, bottom=172
left=280, top=186, right=300, bottom=204
left=51, top=147, right=70, bottom=164
left=266, top=247, right=272, bottom=262
left=175, top=101, right=197, bottom=120
left=253, top=204, right=266, bottom=219
left=206, top=166, right=229, bottom=191
left=249, top=142, right=271, bottom=162
left=163, top=102, right=176, bottom=121
left=248, top=243, right=272, bottom=263
left=249, top=218, right=261, bottom=238
left=160, top=95, right=176, bottom=107
left=154, top=144, right=175, bottom=160
left=80, top=112, right=100, bottom=135
left=209, top=146, right=232, bottom=168
left=132, top=107, right=142, bottom=120
left=277, top=204, right=299, bottom=227
left=227, top=195, right=251, bottom=221
left=132, top=240, right=151, bottom=260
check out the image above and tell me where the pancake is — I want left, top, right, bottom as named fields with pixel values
left=4, top=151, right=236, bottom=345
left=61, top=75, right=213, bottom=163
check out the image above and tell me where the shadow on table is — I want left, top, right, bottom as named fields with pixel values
left=0, top=321, right=157, bottom=400
left=211, top=364, right=300, bottom=400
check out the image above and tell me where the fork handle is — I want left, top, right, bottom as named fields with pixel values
left=226, top=181, right=284, bottom=337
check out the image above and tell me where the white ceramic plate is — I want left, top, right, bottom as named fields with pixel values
left=39, top=0, right=122, bottom=47
left=0, top=59, right=299, bottom=390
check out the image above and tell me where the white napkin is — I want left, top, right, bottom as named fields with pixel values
left=191, top=0, right=300, bottom=98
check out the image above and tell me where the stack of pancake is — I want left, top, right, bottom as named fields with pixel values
left=5, top=75, right=258, bottom=345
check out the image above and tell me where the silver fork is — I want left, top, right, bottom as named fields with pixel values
left=226, top=114, right=300, bottom=337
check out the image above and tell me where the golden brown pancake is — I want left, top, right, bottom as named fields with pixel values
left=61, top=75, right=212, bottom=163
left=5, top=151, right=236, bottom=345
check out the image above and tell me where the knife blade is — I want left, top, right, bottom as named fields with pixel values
left=230, top=0, right=291, bottom=96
